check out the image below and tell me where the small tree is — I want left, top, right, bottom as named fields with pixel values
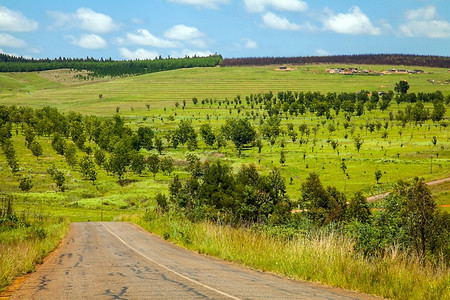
left=346, top=191, right=371, bottom=223
left=394, top=80, right=409, bottom=95
left=330, top=140, right=339, bottom=152
left=19, top=176, right=33, bottom=192
left=147, top=154, right=160, bottom=178
left=94, top=147, right=106, bottom=167
left=404, top=178, right=436, bottom=259
left=130, top=152, right=146, bottom=176
left=354, top=136, right=364, bottom=153
left=29, top=140, right=43, bottom=159
left=279, top=150, right=286, bottom=165
left=155, top=193, right=168, bottom=212
left=47, top=165, right=66, bottom=192
left=155, top=136, right=163, bottom=154
left=160, top=156, right=174, bottom=175
left=79, top=155, right=97, bottom=184
left=64, top=142, right=78, bottom=168
left=375, top=170, right=382, bottom=184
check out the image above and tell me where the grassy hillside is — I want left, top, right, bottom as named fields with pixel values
left=1, top=64, right=449, bottom=115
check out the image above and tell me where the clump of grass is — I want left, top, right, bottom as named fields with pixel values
left=128, top=212, right=449, bottom=300
left=0, top=215, right=69, bottom=291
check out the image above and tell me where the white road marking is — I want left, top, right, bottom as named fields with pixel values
left=102, top=223, right=242, bottom=300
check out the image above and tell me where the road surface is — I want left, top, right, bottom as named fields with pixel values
left=10, top=222, right=378, bottom=299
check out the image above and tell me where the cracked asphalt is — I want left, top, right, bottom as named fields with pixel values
left=10, top=222, right=379, bottom=299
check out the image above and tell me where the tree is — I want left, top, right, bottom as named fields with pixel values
left=431, top=136, right=437, bottom=146
left=395, top=80, right=409, bottom=95
left=79, top=155, right=97, bottom=184
left=24, top=126, right=35, bottom=148
left=228, top=119, right=256, bottom=155
left=29, top=140, right=43, bottom=159
left=94, top=147, right=106, bottom=167
left=2, top=140, right=19, bottom=173
left=47, top=165, right=66, bottom=192
left=340, top=159, right=349, bottom=178
left=108, top=142, right=131, bottom=181
left=330, top=140, right=339, bottom=152
left=404, top=178, right=436, bottom=259
left=279, top=150, right=286, bottom=165
left=375, top=170, right=382, bottom=184
left=354, top=136, right=364, bottom=153
left=147, top=154, right=160, bottom=178
left=130, top=152, right=146, bottom=176
left=160, top=156, right=174, bottom=175
left=260, top=116, right=281, bottom=142
left=155, top=136, right=163, bottom=154
left=155, top=193, right=168, bottom=211
left=346, top=191, right=371, bottom=223
left=200, top=123, right=216, bottom=147
left=430, top=101, right=446, bottom=122
left=51, top=133, right=66, bottom=155
left=19, top=176, right=33, bottom=192
left=137, top=126, right=154, bottom=150
left=64, top=142, right=78, bottom=168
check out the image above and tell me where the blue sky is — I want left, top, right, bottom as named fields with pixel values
left=0, top=0, right=449, bottom=60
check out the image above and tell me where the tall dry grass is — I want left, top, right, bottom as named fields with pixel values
left=130, top=212, right=450, bottom=300
left=0, top=219, right=69, bottom=291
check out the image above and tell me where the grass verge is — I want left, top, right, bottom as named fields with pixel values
left=127, top=211, right=449, bottom=300
left=0, top=215, right=69, bottom=291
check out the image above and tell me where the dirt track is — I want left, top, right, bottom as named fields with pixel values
left=366, top=176, right=450, bottom=203
left=10, top=222, right=378, bottom=299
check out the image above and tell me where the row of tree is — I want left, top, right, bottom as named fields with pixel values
left=222, top=54, right=450, bottom=68
left=190, top=87, right=448, bottom=121
left=0, top=54, right=223, bottom=77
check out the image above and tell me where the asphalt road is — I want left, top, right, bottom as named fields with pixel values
left=10, top=222, right=379, bottom=299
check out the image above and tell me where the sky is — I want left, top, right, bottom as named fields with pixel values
left=0, top=0, right=449, bottom=60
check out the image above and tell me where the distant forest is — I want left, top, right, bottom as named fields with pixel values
left=0, top=54, right=223, bottom=77
left=222, top=54, right=450, bottom=68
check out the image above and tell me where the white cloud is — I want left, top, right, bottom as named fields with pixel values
left=119, top=48, right=159, bottom=60
left=405, top=6, right=436, bottom=21
left=170, top=49, right=214, bottom=58
left=76, top=8, right=119, bottom=33
left=48, top=7, right=118, bottom=34
left=0, top=6, right=38, bottom=32
left=315, top=49, right=330, bottom=56
left=72, top=34, right=107, bottom=49
left=0, top=33, right=26, bottom=48
left=168, top=0, right=229, bottom=9
left=163, top=24, right=209, bottom=48
left=122, top=29, right=179, bottom=48
left=164, top=25, right=205, bottom=40
left=262, top=12, right=300, bottom=31
left=323, top=6, right=381, bottom=35
left=244, top=0, right=308, bottom=14
left=400, top=6, right=450, bottom=38
left=242, top=38, right=258, bottom=49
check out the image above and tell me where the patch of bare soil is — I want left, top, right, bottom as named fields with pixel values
left=37, top=69, right=111, bottom=87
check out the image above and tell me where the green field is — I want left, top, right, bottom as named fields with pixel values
left=1, top=64, right=449, bottom=298
left=1, top=64, right=449, bottom=202
left=1, top=64, right=449, bottom=115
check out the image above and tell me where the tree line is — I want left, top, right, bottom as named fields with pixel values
left=222, top=54, right=450, bottom=68
left=0, top=54, right=223, bottom=78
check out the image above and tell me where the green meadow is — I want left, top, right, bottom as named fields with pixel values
left=1, top=64, right=449, bottom=202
